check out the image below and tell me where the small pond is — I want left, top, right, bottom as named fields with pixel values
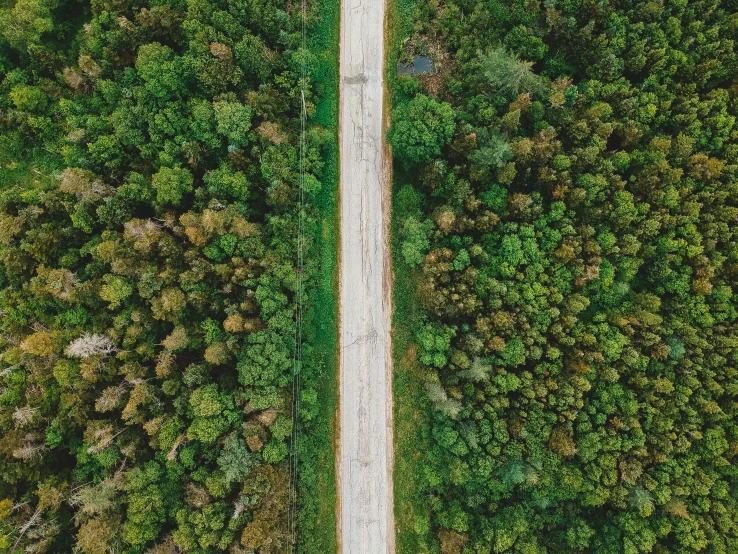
left=398, top=55, right=433, bottom=75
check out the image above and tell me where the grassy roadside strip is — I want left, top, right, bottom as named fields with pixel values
left=391, top=209, right=437, bottom=554
left=386, top=0, right=438, bottom=552
left=297, top=0, right=340, bottom=550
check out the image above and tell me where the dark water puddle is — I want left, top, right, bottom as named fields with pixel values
left=398, top=55, right=432, bottom=75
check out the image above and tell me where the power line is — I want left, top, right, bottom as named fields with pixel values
left=287, top=0, right=307, bottom=549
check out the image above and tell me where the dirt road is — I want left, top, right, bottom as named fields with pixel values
left=337, top=0, right=394, bottom=550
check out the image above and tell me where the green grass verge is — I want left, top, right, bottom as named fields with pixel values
left=297, top=0, right=340, bottom=550
left=391, top=206, right=436, bottom=554
left=386, top=0, right=438, bottom=551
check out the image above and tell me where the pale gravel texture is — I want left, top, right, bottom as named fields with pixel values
left=338, top=0, right=394, bottom=550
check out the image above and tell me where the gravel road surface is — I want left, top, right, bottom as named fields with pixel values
left=338, top=0, right=394, bottom=550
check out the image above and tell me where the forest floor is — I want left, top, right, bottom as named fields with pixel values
left=337, top=0, right=395, bottom=548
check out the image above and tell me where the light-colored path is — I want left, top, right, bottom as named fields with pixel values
left=337, top=0, right=394, bottom=550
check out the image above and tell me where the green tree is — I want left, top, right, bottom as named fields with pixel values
left=135, top=43, right=189, bottom=99
left=468, top=133, right=513, bottom=168
left=217, top=435, right=254, bottom=485
left=389, top=94, right=456, bottom=166
left=481, top=47, right=546, bottom=98
left=0, top=0, right=57, bottom=50
left=203, top=165, right=249, bottom=201
left=214, top=101, right=253, bottom=148
left=9, top=85, right=47, bottom=112
left=417, top=323, right=455, bottom=369
left=152, top=167, right=193, bottom=206
left=99, top=275, right=134, bottom=309
left=401, top=216, right=434, bottom=266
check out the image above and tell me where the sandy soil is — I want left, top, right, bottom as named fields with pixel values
left=337, top=0, right=395, bottom=549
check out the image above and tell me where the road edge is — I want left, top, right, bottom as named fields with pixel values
left=382, top=0, right=396, bottom=549
left=334, top=0, right=344, bottom=547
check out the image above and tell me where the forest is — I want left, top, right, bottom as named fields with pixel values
left=0, top=0, right=338, bottom=550
left=4, top=0, right=738, bottom=550
left=390, top=0, right=738, bottom=552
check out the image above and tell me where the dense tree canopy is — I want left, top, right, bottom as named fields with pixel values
left=391, top=0, right=738, bottom=552
left=0, top=0, right=334, bottom=550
